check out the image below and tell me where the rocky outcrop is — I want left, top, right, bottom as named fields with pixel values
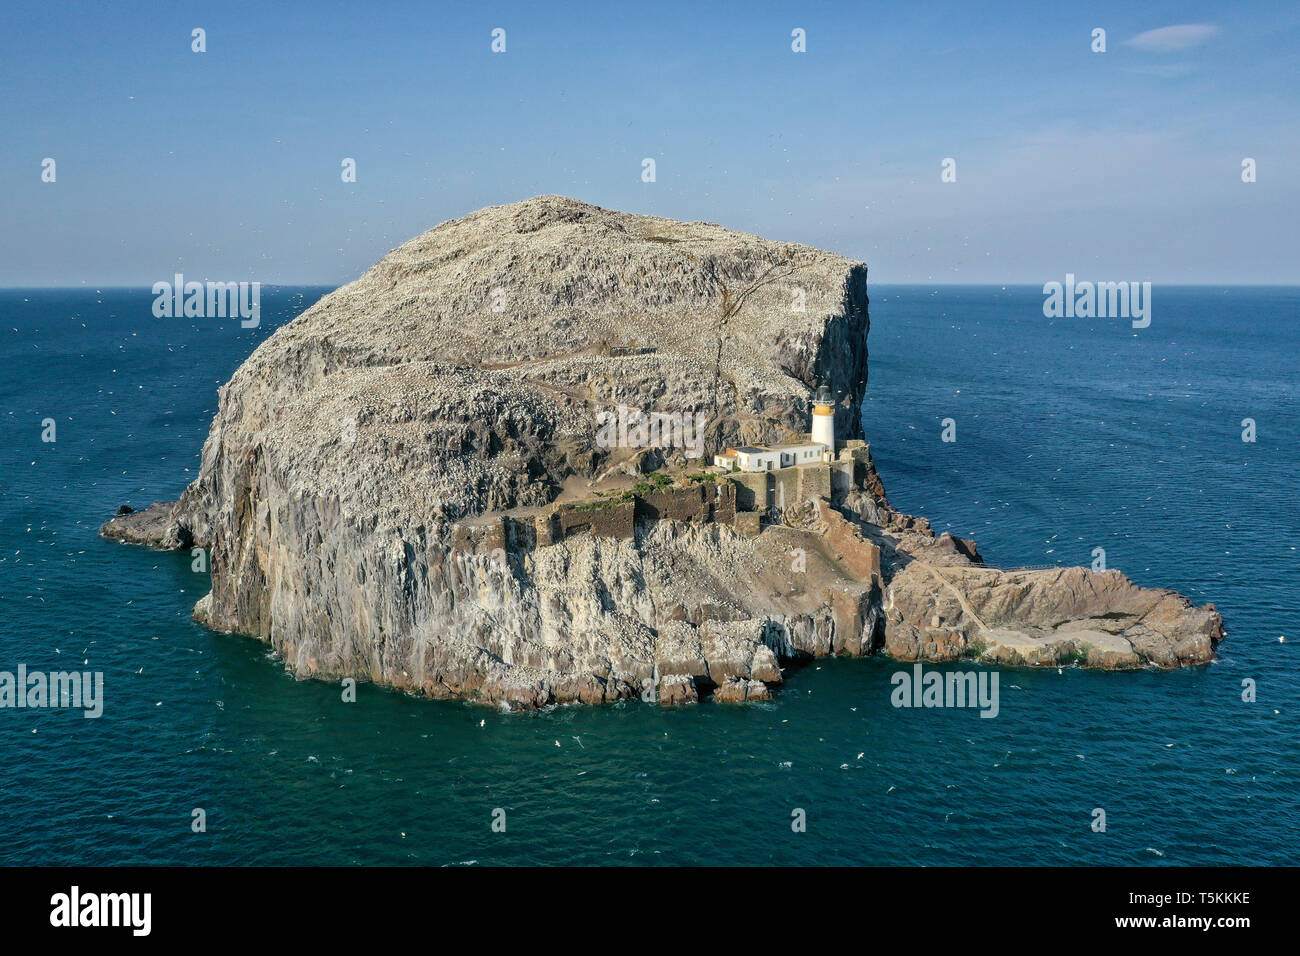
left=713, top=677, right=773, bottom=703
left=657, top=675, right=699, bottom=706
left=100, top=196, right=1224, bottom=708
left=102, top=501, right=192, bottom=549
left=881, top=530, right=1223, bottom=668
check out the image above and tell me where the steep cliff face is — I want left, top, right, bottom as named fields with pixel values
left=102, top=196, right=1223, bottom=707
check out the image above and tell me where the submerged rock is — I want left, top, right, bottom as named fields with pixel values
left=99, top=196, right=1223, bottom=707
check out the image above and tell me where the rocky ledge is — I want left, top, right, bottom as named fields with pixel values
left=102, top=196, right=1223, bottom=707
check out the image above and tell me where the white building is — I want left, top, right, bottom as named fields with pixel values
left=712, top=385, right=839, bottom=473
left=715, top=445, right=781, bottom=472
left=773, top=441, right=826, bottom=467
left=714, top=439, right=830, bottom=472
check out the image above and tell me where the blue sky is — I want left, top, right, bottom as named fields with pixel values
left=1, top=0, right=1297, bottom=285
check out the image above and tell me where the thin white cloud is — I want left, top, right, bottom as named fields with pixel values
left=1124, top=24, right=1219, bottom=52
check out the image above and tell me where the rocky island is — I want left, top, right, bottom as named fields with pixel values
left=103, top=196, right=1224, bottom=707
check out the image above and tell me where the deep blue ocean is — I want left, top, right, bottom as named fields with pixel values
left=1, top=285, right=1295, bottom=866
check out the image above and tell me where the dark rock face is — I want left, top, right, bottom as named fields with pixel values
left=101, top=502, right=191, bottom=549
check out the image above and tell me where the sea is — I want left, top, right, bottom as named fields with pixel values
left=1, top=285, right=1295, bottom=866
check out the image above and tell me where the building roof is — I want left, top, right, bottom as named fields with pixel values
left=730, top=446, right=769, bottom=454
left=768, top=440, right=824, bottom=451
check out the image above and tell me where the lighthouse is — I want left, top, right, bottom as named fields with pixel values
left=811, top=383, right=835, bottom=452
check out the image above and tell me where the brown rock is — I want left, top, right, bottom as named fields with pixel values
left=713, top=677, right=773, bottom=703
left=657, top=674, right=698, bottom=706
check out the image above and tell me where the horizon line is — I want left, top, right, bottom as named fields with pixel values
left=2, top=281, right=1298, bottom=291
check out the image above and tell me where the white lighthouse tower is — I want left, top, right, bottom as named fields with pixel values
left=811, top=383, right=835, bottom=453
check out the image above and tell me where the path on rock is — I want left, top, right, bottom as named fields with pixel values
left=912, top=557, right=991, bottom=636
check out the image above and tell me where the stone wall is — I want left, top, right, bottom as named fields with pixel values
left=555, top=499, right=636, bottom=540
left=635, top=481, right=735, bottom=524
left=516, top=480, right=739, bottom=549
left=727, top=460, right=855, bottom=515
left=797, top=462, right=832, bottom=502
left=533, top=512, right=557, bottom=547
left=773, top=467, right=801, bottom=512
left=728, top=472, right=769, bottom=514
left=451, top=517, right=509, bottom=557
left=829, top=458, right=854, bottom=498
left=470, top=482, right=879, bottom=589
left=815, top=497, right=881, bottom=582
